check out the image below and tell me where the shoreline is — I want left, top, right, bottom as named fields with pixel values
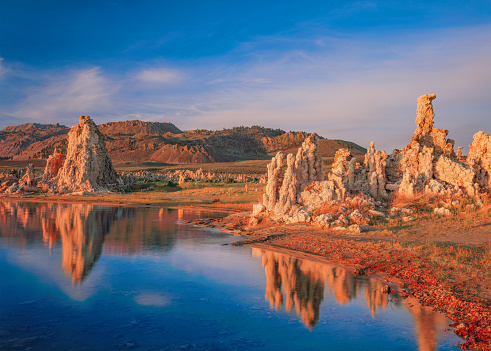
left=0, top=193, right=248, bottom=213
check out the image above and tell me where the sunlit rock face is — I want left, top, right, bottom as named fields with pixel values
left=467, top=130, right=491, bottom=191
left=57, top=116, right=121, bottom=193
left=386, top=94, right=481, bottom=197
left=412, top=94, right=455, bottom=156
left=251, top=93, right=491, bottom=231
left=262, top=133, right=324, bottom=216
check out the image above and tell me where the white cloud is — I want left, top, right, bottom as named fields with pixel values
left=8, top=67, right=119, bottom=125
left=135, top=68, right=180, bottom=84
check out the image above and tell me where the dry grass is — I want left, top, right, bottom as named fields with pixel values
left=316, top=201, right=343, bottom=216
left=3, top=155, right=337, bottom=176
left=389, top=191, right=451, bottom=213
left=0, top=160, right=46, bottom=173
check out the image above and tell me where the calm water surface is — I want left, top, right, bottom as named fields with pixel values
left=0, top=200, right=461, bottom=350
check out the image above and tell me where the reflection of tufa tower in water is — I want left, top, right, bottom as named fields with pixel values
left=41, top=203, right=118, bottom=284
left=254, top=248, right=450, bottom=351
left=257, top=249, right=326, bottom=328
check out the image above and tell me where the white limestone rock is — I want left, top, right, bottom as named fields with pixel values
left=467, top=130, right=491, bottom=191
left=57, top=116, right=121, bottom=193
left=252, top=203, right=266, bottom=216
left=434, top=207, right=451, bottom=216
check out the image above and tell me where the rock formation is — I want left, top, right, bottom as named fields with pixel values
left=363, top=141, right=388, bottom=199
left=42, top=148, right=65, bottom=181
left=467, top=131, right=491, bottom=191
left=57, top=116, right=121, bottom=193
left=261, top=133, right=324, bottom=217
left=252, top=93, right=491, bottom=230
left=412, top=94, right=455, bottom=156
left=386, top=94, right=482, bottom=198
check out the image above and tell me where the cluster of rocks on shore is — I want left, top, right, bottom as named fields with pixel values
left=251, top=94, right=491, bottom=231
left=122, top=169, right=266, bottom=186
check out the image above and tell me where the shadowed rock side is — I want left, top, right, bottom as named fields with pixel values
left=42, top=149, right=64, bottom=181
left=252, top=94, right=491, bottom=231
left=253, top=248, right=451, bottom=350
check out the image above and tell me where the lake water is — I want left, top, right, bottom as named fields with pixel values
left=0, top=200, right=461, bottom=351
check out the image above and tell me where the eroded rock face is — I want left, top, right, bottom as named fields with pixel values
left=295, top=133, right=325, bottom=192
left=467, top=131, right=491, bottom=191
left=412, top=94, right=455, bottom=156
left=57, top=116, right=121, bottom=193
left=43, top=149, right=65, bottom=181
left=257, top=134, right=380, bottom=227
left=20, top=164, right=35, bottom=186
left=386, top=94, right=482, bottom=197
left=254, top=93, right=491, bottom=231
left=363, top=141, right=388, bottom=199
left=262, top=133, right=324, bottom=216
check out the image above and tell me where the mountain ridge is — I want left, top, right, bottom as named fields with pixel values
left=1, top=120, right=366, bottom=163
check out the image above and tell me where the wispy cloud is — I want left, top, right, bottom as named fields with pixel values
left=7, top=67, right=119, bottom=126
left=135, top=68, right=181, bottom=84
left=174, top=25, right=491, bottom=152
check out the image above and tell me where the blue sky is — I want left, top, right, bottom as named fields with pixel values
left=1, top=0, right=491, bottom=152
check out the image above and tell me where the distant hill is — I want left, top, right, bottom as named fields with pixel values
left=98, top=120, right=182, bottom=135
left=2, top=120, right=366, bottom=164
left=0, top=123, right=69, bottom=158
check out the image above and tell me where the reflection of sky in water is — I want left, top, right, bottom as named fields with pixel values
left=0, top=200, right=462, bottom=351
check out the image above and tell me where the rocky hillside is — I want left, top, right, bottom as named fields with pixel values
left=98, top=120, right=182, bottom=135
left=0, top=123, right=69, bottom=158
left=2, top=120, right=366, bottom=164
